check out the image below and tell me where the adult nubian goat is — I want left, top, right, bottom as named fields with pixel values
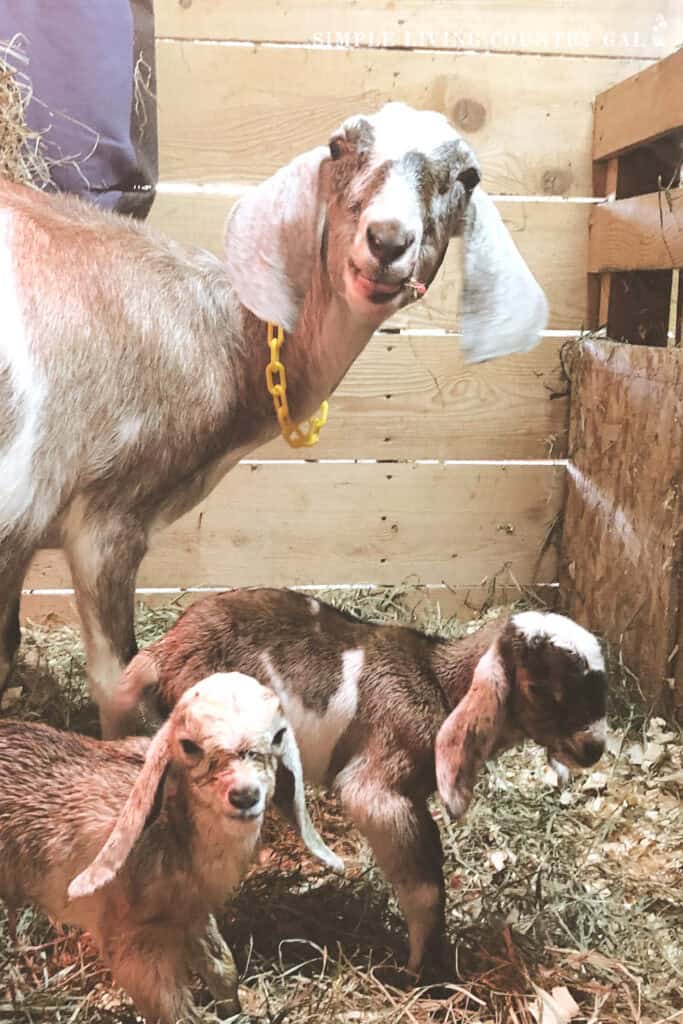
left=0, top=102, right=548, bottom=737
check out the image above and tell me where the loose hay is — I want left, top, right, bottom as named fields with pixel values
left=2, top=590, right=682, bottom=1023
left=0, top=36, right=51, bottom=188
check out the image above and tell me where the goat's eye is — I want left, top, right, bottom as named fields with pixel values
left=238, top=749, right=259, bottom=761
left=329, top=136, right=345, bottom=161
left=458, top=166, right=481, bottom=192
left=272, top=727, right=286, bottom=747
left=180, top=738, right=203, bottom=758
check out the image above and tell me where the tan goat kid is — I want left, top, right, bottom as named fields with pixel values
left=0, top=672, right=342, bottom=1023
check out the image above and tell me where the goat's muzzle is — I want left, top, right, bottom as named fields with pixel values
left=552, top=736, right=605, bottom=771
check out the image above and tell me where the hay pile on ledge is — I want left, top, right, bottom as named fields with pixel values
left=2, top=590, right=682, bottom=1024
left=0, top=36, right=51, bottom=187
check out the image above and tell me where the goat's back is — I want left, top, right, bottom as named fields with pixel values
left=0, top=720, right=146, bottom=913
left=151, top=587, right=442, bottom=709
left=0, top=180, right=247, bottom=532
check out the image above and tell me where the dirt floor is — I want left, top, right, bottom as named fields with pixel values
left=1, top=592, right=681, bottom=1024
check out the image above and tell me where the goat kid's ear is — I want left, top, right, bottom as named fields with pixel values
left=224, top=146, right=329, bottom=333
left=435, top=643, right=510, bottom=821
left=67, top=719, right=173, bottom=900
left=456, top=187, right=548, bottom=363
left=277, top=727, right=345, bottom=874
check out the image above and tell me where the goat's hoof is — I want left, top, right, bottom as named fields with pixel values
left=212, top=996, right=242, bottom=1020
left=372, top=962, right=418, bottom=991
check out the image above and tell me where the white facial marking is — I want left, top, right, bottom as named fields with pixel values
left=308, top=597, right=321, bottom=615
left=0, top=210, right=48, bottom=527
left=583, top=716, right=607, bottom=744
left=360, top=169, right=422, bottom=246
left=258, top=648, right=362, bottom=786
left=366, top=103, right=457, bottom=163
left=512, top=611, right=604, bottom=673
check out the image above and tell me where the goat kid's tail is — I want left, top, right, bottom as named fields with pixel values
left=104, top=649, right=160, bottom=740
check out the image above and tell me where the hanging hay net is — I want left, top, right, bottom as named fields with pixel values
left=0, top=35, right=51, bottom=188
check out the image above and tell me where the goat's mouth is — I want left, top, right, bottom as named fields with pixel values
left=226, top=807, right=263, bottom=822
left=550, top=742, right=604, bottom=771
left=347, top=261, right=409, bottom=305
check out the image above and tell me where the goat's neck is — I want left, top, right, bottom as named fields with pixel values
left=289, top=265, right=377, bottom=419
left=237, top=260, right=378, bottom=440
left=149, top=773, right=259, bottom=908
left=431, top=621, right=504, bottom=709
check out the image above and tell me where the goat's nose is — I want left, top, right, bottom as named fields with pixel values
left=576, top=739, right=605, bottom=767
left=366, top=220, right=415, bottom=263
left=228, top=784, right=261, bottom=810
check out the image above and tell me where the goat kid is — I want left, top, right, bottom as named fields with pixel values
left=0, top=102, right=547, bottom=737
left=111, top=589, right=607, bottom=978
left=0, top=672, right=342, bottom=1023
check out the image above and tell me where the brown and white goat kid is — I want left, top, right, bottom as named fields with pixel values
left=0, top=102, right=548, bottom=737
left=112, top=589, right=607, bottom=978
left=0, top=672, right=342, bottom=1024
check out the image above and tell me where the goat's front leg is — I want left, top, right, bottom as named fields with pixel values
left=341, top=781, right=449, bottom=979
left=63, top=512, right=147, bottom=738
left=0, top=547, right=33, bottom=692
left=106, top=925, right=204, bottom=1024
left=188, top=914, right=241, bottom=1016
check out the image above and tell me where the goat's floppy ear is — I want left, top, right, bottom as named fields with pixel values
left=67, top=719, right=173, bottom=900
left=224, top=146, right=329, bottom=332
left=276, top=726, right=345, bottom=874
left=435, top=642, right=510, bottom=820
left=457, top=187, right=548, bottom=363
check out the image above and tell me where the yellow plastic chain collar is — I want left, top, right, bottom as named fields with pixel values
left=265, top=322, right=329, bottom=448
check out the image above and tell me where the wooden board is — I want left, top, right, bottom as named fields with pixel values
left=155, top=0, right=682, bottom=60
left=148, top=192, right=591, bottom=331
left=252, top=336, right=569, bottom=460
left=19, top=584, right=559, bottom=628
left=588, top=187, right=683, bottom=272
left=155, top=41, right=648, bottom=196
left=26, top=462, right=564, bottom=591
left=593, top=47, right=683, bottom=160
left=560, top=339, right=683, bottom=720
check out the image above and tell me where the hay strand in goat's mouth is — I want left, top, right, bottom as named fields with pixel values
left=0, top=35, right=51, bottom=188
left=3, top=588, right=683, bottom=1023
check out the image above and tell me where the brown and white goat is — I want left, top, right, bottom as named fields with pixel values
left=0, top=102, right=547, bottom=737
left=111, top=589, right=607, bottom=978
left=0, top=672, right=342, bottom=1023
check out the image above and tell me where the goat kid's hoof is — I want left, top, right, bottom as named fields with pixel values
left=211, top=997, right=242, bottom=1021
left=372, top=962, right=420, bottom=991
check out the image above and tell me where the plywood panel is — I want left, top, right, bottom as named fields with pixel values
left=594, top=48, right=683, bottom=160
left=560, top=339, right=683, bottom=720
left=148, top=191, right=591, bottom=331
left=20, top=584, right=559, bottom=628
left=155, top=41, right=648, bottom=196
left=26, top=462, right=564, bottom=590
left=588, top=188, right=683, bottom=272
left=252, top=336, right=569, bottom=460
left=155, top=0, right=681, bottom=60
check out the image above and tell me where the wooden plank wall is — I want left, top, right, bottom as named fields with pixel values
left=22, top=2, right=683, bottom=622
left=560, top=340, right=683, bottom=721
